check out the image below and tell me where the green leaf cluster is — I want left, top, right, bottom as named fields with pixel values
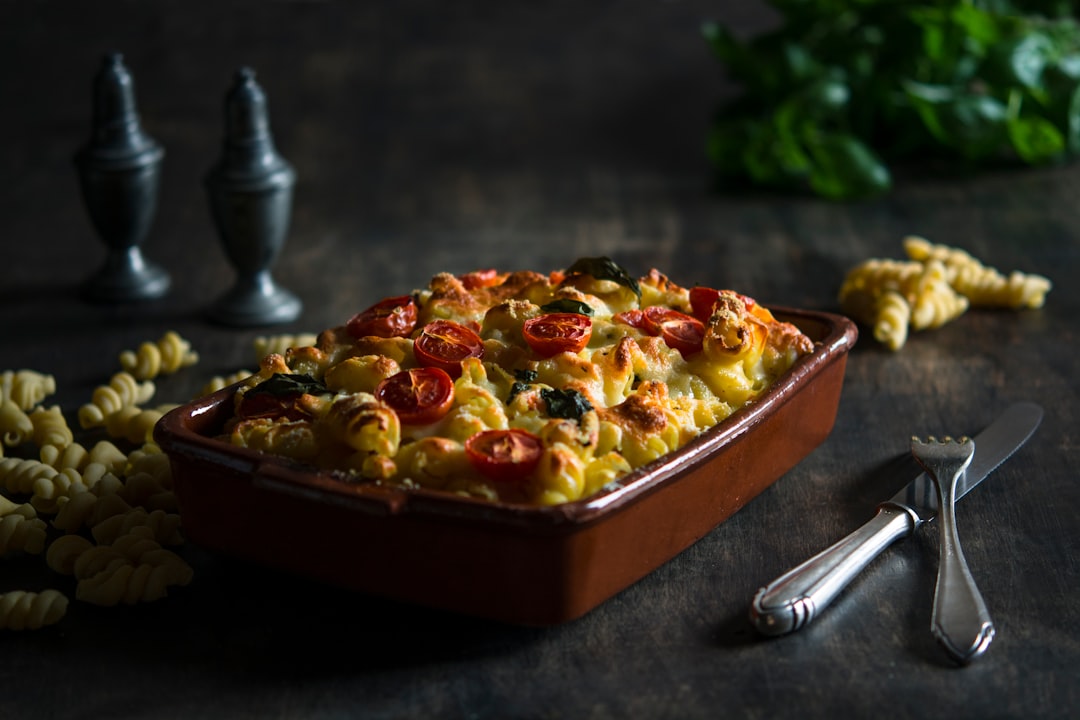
left=704, top=1, right=1080, bottom=198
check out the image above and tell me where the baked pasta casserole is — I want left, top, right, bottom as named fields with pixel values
left=222, top=258, right=814, bottom=505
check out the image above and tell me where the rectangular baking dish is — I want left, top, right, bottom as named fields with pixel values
left=155, top=308, right=857, bottom=625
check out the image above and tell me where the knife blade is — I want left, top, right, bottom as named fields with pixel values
left=749, top=401, right=1043, bottom=637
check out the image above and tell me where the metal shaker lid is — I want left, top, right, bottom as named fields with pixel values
left=78, top=52, right=163, bottom=169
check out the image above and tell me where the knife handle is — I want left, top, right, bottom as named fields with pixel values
left=750, top=503, right=918, bottom=636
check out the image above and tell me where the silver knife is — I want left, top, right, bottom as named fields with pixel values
left=749, top=401, right=1043, bottom=636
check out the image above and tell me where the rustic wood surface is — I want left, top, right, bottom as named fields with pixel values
left=1, top=2, right=1077, bottom=718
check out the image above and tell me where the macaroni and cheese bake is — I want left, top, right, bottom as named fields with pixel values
left=222, top=258, right=814, bottom=505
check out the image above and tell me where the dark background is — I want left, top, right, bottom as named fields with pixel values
left=1, top=2, right=1078, bottom=718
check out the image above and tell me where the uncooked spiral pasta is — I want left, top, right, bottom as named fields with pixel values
left=1, top=370, right=56, bottom=410
left=77, top=372, right=156, bottom=430
left=72, top=527, right=193, bottom=606
left=0, top=398, right=34, bottom=447
left=873, top=290, right=911, bottom=352
left=50, top=492, right=100, bottom=534
left=253, top=333, right=318, bottom=363
left=118, top=331, right=199, bottom=381
left=197, top=369, right=253, bottom=398
left=91, top=507, right=183, bottom=546
left=76, top=561, right=192, bottom=606
left=903, top=235, right=1052, bottom=309
left=0, top=457, right=58, bottom=495
left=0, top=511, right=48, bottom=555
left=0, top=333, right=202, bottom=627
left=0, top=589, right=68, bottom=630
left=31, top=466, right=87, bottom=503
left=40, top=439, right=127, bottom=475
left=102, top=404, right=175, bottom=445
left=906, top=260, right=969, bottom=331
left=840, top=235, right=1049, bottom=350
left=29, top=405, right=73, bottom=449
left=45, top=533, right=93, bottom=574
left=121, top=471, right=176, bottom=512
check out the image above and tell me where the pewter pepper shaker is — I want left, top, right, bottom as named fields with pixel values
left=75, top=53, right=170, bottom=302
left=204, top=67, right=301, bottom=326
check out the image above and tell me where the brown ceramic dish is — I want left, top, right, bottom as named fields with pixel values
left=155, top=308, right=857, bottom=626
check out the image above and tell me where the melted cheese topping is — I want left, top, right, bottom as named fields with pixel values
left=224, top=265, right=814, bottom=505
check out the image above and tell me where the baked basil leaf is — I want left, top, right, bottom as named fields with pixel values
left=540, top=299, right=595, bottom=316
left=248, top=373, right=326, bottom=398
left=541, top=388, right=593, bottom=421
left=507, top=369, right=539, bottom=404
left=566, top=257, right=641, bottom=299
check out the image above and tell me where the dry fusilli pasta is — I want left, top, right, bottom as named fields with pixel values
left=840, top=235, right=1049, bottom=350
left=1, top=370, right=56, bottom=410
left=77, top=372, right=156, bottom=430
left=0, top=398, right=34, bottom=447
left=29, top=405, right=73, bottom=449
left=0, top=590, right=68, bottom=630
left=0, top=511, right=48, bottom=555
left=119, top=331, right=199, bottom=381
left=903, top=236, right=1052, bottom=309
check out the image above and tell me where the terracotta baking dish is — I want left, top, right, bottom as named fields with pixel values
left=155, top=308, right=857, bottom=625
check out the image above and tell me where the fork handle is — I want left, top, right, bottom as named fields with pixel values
left=750, top=503, right=918, bottom=636
left=931, top=493, right=996, bottom=664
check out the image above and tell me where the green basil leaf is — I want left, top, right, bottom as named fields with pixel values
left=803, top=131, right=891, bottom=199
left=1008, top=114, right=1066, bottom=162
left=540, top=299, right=594, bottom=316
left=565, top=257, right=641, bottom=299
left=541, top=388, right=593, bottom=422
left=248, top=373, right=326, bottom=399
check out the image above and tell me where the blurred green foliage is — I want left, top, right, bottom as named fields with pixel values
left=704, top=1, right=1080, bottom=198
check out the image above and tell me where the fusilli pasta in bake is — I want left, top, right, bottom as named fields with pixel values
left=220, top=258, right=815, bottom=505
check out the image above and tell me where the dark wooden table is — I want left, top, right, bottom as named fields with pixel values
left=2, top=2, right=1078, bottom=718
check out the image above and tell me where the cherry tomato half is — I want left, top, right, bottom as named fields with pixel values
left=346, top=295, right=418, bottom=339
left=459, top=269, right=503, bottom=290
left=413, top=320, right=485, bottom=377
left=374, top=367, right=455, bottom=425
left=465, top=428, right=544, bottom=482
left=643, top=306, right=705, bottom=357
left=522, top=313, right=593, bottom=357
left=613, top=309, right=648, bottom=330
left=689, top=286, right=756, bottom=322
left=689, top=286, right=721, bottom=323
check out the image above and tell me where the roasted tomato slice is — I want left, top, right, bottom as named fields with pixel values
left=346, top=295, right=418, bottom=339
left=374, top=367, right=455, bottom=425
left=465, top=428, right=544, bottom=482
left=459, top=269, right=503, bottom=290
left=689, top=286, right=756, bottom=321
left=522, top=313, right=593, bottom=357
left=613, top=309, right=648, bottom=330
left=689, top=286, right=721, bottom=322
left=413, top=320, right=485, bottom=377
left=642, top=306, right=705, bottom=357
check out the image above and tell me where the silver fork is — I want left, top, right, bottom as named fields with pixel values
left=910, top=435, right=995, bottom=664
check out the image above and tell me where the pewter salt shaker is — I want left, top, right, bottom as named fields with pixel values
left=204, top=67, right=301, bottom=326
left=75, top=53, right=170, bottom=302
